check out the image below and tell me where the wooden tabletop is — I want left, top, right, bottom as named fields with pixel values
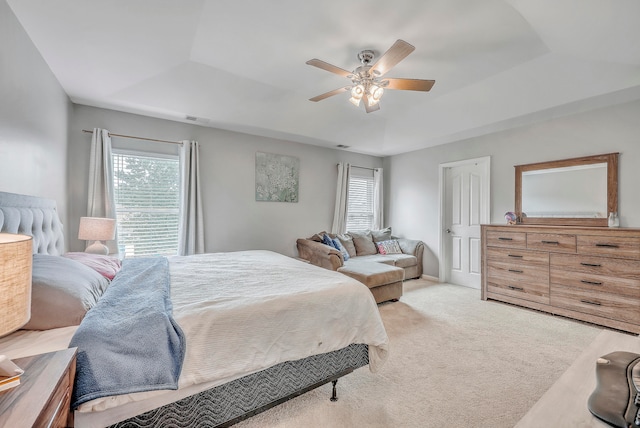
left=0, top=348, right=77, bottom=427
left=516, top=330, right=640, bottom=427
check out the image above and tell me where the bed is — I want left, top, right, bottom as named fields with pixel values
left=0, top=191, right=389, bottom=427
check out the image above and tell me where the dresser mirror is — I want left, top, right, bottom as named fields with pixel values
left=515, top=153, right=618, bottom=226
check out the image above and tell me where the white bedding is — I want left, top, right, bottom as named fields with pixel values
left=0, top=250, right=389, bottom=427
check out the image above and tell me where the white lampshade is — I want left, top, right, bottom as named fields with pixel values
left=0, top=233, right=33, bottom=337
left=78, top=217, right=116, bottom=255
left=349, top=84, right=365, bottom=106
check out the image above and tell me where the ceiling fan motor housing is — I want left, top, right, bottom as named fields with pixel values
left=357, top=49, right=375, bottom=65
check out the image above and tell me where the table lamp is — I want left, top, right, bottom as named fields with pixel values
left=0, top=233, right=33, bottom=337
left=78, top=217, right=116, bottom=255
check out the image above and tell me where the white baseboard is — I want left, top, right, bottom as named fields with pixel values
left=420, top=274, right=440, bottom=283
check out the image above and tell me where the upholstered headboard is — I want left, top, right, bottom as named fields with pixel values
left=0, top=191, right=65, bottom=255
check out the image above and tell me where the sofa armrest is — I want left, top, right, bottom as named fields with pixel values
left=296, top=238, right=344, bottom=271
left=396, top=238, right=424, bottom=277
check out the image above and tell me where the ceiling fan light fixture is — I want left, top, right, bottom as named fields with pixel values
left=349, top=84, right=365, bottom=106
left=368, top=85, right=384, bottom=105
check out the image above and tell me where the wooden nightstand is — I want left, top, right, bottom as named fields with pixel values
left=0, top=348, right=77, bottom=428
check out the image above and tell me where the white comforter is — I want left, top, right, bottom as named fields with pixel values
left=81, top=250, right=389, bottom=414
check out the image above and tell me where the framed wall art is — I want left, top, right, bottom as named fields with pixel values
left=255, top=152, right=299, bottom=202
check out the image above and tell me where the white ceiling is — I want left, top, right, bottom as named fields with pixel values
left=7, top=0, right=640, bottom=156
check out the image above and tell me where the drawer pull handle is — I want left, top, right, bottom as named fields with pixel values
left=508, top=269, right=524, bottom=273
left=508, top=285, right=524, bottom=291
left=580, top=262, right=602, bottom=267
left=595, top=243, right=619, bottom=248
left=541, top=240, right=559, bottom=245
left=498, top=237, right=513, bottom=241
left=580, top=280, right=603, bottom=286
left=507, top=254, right=523, bottom=258
left=580, top=299, right=602, bottom=306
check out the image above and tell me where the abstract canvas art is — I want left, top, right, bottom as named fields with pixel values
left=255, top=152, right=299, bottom=202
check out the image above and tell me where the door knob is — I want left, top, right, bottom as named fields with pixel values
left=445, top=228, right=451, bottom=234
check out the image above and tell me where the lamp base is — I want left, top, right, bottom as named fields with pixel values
left=85, top=241, right=109, bottom=255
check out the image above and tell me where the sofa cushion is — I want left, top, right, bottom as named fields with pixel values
left=309, top=231, right=328, bottom=242
left=332, top=237, right=350, bottom=261
left=376, top=239, right=402, bottom=255
left=339, top=261, right=404, bottom=289
left=321, top=233, right=337, bottom=249
left=352, top=254, right=396, bottom=266
left=337, top=234, right=357, bottom=258
left=371, top=227, right=392, bottom=242
left=383, top=254, right=418, bottom=268
left=349, top=231, right=378, bottom=256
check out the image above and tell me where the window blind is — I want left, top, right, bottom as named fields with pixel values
left=346, top=175, right=375, bottom=232
left=112, top=152, right=180, bottom=257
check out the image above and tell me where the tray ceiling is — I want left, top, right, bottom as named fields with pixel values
left=7, top=0, right=640, bottom=156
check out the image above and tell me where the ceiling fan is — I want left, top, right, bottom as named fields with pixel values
left=306, top=39, right=435, bottom=113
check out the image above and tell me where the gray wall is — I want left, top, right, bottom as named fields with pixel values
left=68, top=105, right=382, bottom=256
left=5, top=0, right=638, bottom=271
left=0, top=0, right=71, bottom=226
left=385, top=98, right=640, bottom=277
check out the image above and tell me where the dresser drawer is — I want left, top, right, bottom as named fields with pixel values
left=487, top=263, right=549, bottom=304
left=527, top=233, right=576, bottom=253
left=550, top=285, right=640, bottom=324
left=486, top=247, right=549, bottom=266
left=577, top=235, right=640, bottom=259
left=486, top=231, right=526, bottom=248
left=550, top=271, right=640, bottom=299
left=550, top=253, right=640, bottom=278
left=33, top=361, right=72, bottom=428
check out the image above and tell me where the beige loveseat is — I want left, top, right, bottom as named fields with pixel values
left=296, top=229, right=424, bottom=303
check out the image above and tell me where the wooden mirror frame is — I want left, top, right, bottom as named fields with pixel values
left=515, top=152, right=619, bottom=227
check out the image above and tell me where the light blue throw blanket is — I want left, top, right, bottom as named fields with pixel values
left=70, top=257, right=186, bottom=409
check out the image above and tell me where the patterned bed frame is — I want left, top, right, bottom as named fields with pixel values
left=110, top=344, right=369, bottom=427
left=0, top=190, right=370, bottom=427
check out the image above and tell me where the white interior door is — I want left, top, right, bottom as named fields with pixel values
left=441, top=158, right=490, bottom=288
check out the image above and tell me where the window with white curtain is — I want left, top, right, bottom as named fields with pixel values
left=346, top=170, right=375, bottom=232
left=112, top=150, right=180, bottom=257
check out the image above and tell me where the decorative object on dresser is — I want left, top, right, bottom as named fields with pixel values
left=481, top=224, right=640, bottom=334
left=515, top=152, right=618, bottom=227
left=78, top=217, right=116, bottom=255
left=0, top=233, right=33, bottom=336
left=0, top=348, right=77, bottom=428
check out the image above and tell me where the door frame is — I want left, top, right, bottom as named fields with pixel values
left=438, top=156, right=491, bottom=284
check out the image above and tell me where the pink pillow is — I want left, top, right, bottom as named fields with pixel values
left=376, top=240, right=403, bottom=255
left=63, top=252, right=122, bottom=280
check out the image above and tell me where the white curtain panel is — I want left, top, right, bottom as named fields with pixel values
left=178, top=140, right=205, bottom=255
left=331, top=162, right=351, bottom=234
left=373, top=167, right=384, bottom=230
left=87, top=128, right=118, bottom=253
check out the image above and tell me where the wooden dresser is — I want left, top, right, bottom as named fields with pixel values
left=481, top=225, right=640, bottom=334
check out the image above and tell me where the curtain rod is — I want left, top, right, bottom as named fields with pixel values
left=82, top=129, right=183, bottom=145
left=338, top=163, right=379, bottom=171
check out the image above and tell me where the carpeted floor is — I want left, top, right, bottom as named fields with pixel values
left=234, top=279, right=602, bottom=428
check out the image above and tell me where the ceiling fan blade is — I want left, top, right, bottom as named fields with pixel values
left=309, top=86, right=350, bottom=102
left=370, top=39, right=415, bottom=77
left=363, top=94, right=380, bottom=113
left=383, top=78, right=435, bottom=92
left=306, top=59, right=353, bottom=78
